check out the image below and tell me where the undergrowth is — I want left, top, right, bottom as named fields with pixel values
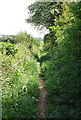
left=41, top=2, right=81, bottom=119
left=1, top=32, right=42, bottom=119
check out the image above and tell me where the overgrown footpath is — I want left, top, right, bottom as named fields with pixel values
left=37, top=74, right=47, bottom=119
left=1, top=32, right=43, bottom=119
left=1, top=2, right=81, bottom=119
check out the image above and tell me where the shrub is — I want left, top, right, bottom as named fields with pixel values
left=1, top=33, right=41, bottom=119
left=42, top=2, right=81, bottom=118
left=0, top=41, right=18, bottom=55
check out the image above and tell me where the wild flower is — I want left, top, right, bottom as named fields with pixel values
left=37, top=62, right=40, bottom=65
left=22, top=85, right=28, bottom=93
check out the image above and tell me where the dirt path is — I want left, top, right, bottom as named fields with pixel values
left=37, top=75, right=47, bottom=119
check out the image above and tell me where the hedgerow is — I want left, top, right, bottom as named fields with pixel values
left=42, top=2, right=81, bottom=118
left=1, top=32, right=41, bottom=119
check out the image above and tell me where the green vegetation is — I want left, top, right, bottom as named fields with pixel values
left=0, top=35, right=15, bottom=44
left=26, top=2, right=63, bottom=29
left=41, top=2, right=81, bottom=118
left=1, top=32, right=41, bottom=118
left=1, top=1, right=81, bottom=119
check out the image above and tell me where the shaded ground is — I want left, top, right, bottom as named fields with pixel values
left=37, top=75, right=47, bottom=119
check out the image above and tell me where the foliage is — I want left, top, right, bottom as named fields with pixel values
left=26, top=2, right=63, bottom=29
left=0, top=41, right=18, bottom=55
left=43, top=31, right=57, bottom=52
left=42, top=2, right=81, bottom=118
left=0, top=35, right=15, bottom=44
left=14, top=31, right=40, bottom=46
left=14, top=32, right=42, bottom=58
left=1, top=32, right=41, bottom=119
left=1, top=1, right=81, bottom=119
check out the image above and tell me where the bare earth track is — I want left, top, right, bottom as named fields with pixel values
left=37, top=75, right=47, bottom=119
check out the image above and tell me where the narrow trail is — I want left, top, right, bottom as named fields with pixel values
left=37, top=75, right=47, bottom=119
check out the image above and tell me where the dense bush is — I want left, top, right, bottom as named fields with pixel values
left=42, top=2, right=81, bottom=118
left=0, top=41, right=18, bottom=55
left=1, top=32, right=41, bottom=119
left=0, top=36, right=15, bottom=44
left=14, top=32, right=42, bottom=58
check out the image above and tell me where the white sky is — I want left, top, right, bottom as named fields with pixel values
left=0, top=0, right=49, bottom=38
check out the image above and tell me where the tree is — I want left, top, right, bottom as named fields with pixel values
left=26, top=2, right=63, bottom=29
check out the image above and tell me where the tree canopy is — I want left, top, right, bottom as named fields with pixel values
left=26, top=2, right=63, bottom=29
